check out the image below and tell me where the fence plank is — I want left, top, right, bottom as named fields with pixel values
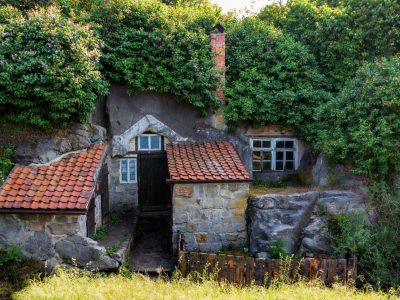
left=235, top=256, right=244, bottom=285
left=226, top=255, right=235, bottom=283
left=309, top=258, right=319, bottom=281
left=254, top=258, right=266, bottom=285
left=189, top=252, right=199, bottom=273
left=265, top=259, right=273, bottom=286
left=207, top=253, right=217, bottom=276
left=337, top=259, right=347, bottom=283
left=320, top=259, right=328, bottom=283
left=199, top=253, right=208, bottom=274
left=179, top=251, right=189, bottom=277
left=217, top=254, right=227, bottom=281
left=245, top=257, right=254, bottom=285
left=326, top=259, right=337, bottom=285
left=347, top=256, right=357, bottom=282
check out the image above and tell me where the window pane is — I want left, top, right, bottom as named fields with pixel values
left=252, top=161, right=261, bottom=171
left=253, top=140, right=261, bottom=148
left=276, top=161, right=284, bottom=170
left=120, top=160, right=128, bottom=182
left=129, top=159, right=136, bottom=182
left=286, top=161, right=294, bottom=170
left=285, top=141, right=294, bottom=148
left=262, top=141, right=271, bottom=148
left=139, top=136, right=149, bottom=149
left=262, top=151, right=272, bottom=160
left=276, top=151, right=284, bottom=160
left=252, top=151, right=261, bottom=160
left=262, top=161, right=271, bottom=170
left=150, top=135, right=160, bottom=149
left=286, top=151, right=294, bottom=160
left=276, top=141, right=285, bottom=148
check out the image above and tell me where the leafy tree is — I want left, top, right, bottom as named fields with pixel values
left=0, top=0, right=52, bottom=11
left=259, top=0, right=400, bottom=92
left=316, top=56, right=400, bottom=183
left=58, top=0, right=221, bottom=112
left=224, top=18, right=329, bottom=137
left=0, top=5, right=108, bottom=128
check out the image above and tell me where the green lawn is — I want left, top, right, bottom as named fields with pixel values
left=13, top=269, right=399, bottom=300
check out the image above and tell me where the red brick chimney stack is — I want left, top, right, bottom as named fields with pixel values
left=210, top=24, right=226, bottom=107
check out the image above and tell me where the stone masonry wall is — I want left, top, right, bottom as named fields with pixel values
left=0, top=213, right=119, bottom=271
left=109, top=157, right=138, bottom=212
left=0, top=213, right=86, bottom=261
left=172, top=182, right=250, bottom=254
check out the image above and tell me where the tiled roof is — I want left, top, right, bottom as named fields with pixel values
left=166, top=141, right=250, bottom=182
left=0, top=144, right=105, bottom=211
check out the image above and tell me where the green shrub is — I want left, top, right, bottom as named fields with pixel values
left=0, top=5, right=108, bottom=128
left=328, top=190, right=400, bottom=288
left=0, top=145, right=14, bottom=185
left=0, top=245, right=22, bottom=265
left=92, top=226, right=108, bottom=241
left=106, top=243, right=120, bottom=256
left=110, top=212, right=120, bottom=224
left=224, top=17, right=330, bottom=137
left=267, top=239, right=288, bottom=259
left=316, top=56, right=400, bottom=183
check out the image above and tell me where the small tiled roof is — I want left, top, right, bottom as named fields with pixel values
left=166, top=141, right=250, bottom=182
left=0, top=144, right=105, bottom=211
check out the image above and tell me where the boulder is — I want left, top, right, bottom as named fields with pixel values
left=248, top=190, right=367, bottom=257
left=55, top=235, right=119, bottom=271
left=248, top=192, right=319, bottom=255
left=300, top=190, right=366, bottom=256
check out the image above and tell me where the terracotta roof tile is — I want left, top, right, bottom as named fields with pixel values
left=166, top=141, right=250, bottom=182
left=0, top=144, right=105, bottom=211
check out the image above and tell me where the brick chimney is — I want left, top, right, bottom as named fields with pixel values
left=210, top=23, right=226, bottom=107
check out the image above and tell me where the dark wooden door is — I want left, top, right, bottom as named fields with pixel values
left=86, top=198, right=96, bottom=237
left=139, top=153, right=171, bottom=212
left=99, top=165, right=110, bottom=224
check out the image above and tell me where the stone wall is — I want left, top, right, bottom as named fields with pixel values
left=172, top=182, right=250, bottom=254
left=109, top=157, right=138, bottom=212
left=0, top=213, right=85, bottom=261
left=247, top=190, right=366, bottom=258
left=0, top=213, right=119, bottom=271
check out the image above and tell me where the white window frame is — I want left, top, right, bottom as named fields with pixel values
left=250, top=138, right=298, bottom=172
left=138, top=134, right=162, bottom=151
left=120, top=157, right=137, bottom=183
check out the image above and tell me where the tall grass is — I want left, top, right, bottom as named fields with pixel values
left=13, top=268, right=399, bottom=300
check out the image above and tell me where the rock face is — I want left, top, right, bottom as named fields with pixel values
left=14, top=123, right=106, bottom=165
left=56, top=235, right=119, bottom=271
left=247, top=190, right=366, bottom=257
left=248, top=192, right=319, bottom=254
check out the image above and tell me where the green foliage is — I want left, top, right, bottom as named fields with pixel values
left=110, top=212, right=120, bottom=225
left=224, top=18, right=329, bottom=137
left=0, top=5, right=108, bottom=128
left=99, top=0, right=220, bottom=112
left=92, top=225, right=108, bottom=241
left=106, top=243, right=121, bottom=256
left=259, top=0, right=400, bottom=92
left=328, top=190, right=400, bottom=288
left=0, top=245, right=21, bottom=265
left=267, top=239, right=288, bottom=259
left=58, top=0, right=221, bottom=112
left=316, top=56, right=400, bottom=182
left=0, top=145, right=14, bottom=185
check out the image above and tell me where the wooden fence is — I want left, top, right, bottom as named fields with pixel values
left=178, top=251, right=357, bottom=286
